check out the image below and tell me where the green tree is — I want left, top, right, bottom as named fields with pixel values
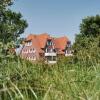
left=73, top=15, right=100, bottom=65
left=0, top=0, right=13, bottom=9
left=0, top=0, right=28, bottom=56
left=80, top=15, right=100, bottom=37
left=0, top=10, right=28, bottom=44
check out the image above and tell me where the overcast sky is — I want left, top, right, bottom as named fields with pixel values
left=11, top=0, right=100, bottom=43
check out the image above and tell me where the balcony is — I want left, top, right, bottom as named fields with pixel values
left=65, top=53, right=73, bottom=56
left=65, top=50, right=73, bottom=56
left=45, top=52, right=57, bottom=56
left=46, top=61, right=57, bottom=64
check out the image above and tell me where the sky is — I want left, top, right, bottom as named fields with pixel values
left=11, top=0, right=100, bottom=43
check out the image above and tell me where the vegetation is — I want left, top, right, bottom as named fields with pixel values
left=73, top=15, right=100, bottom=67
left=0, top=57, right=99, bottom=100
left=0, top=0, right=100, bottom=100
left=80, top=15, right=100, bottom=37
left=0, top=0, right=28, bottom=57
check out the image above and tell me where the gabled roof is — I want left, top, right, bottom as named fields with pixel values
left=23, top=33, right=70, bottom=55
left=25, top=33, right=50, bottom=53
left=36, top=33, right=50, bottom=48
left=53, top=36, right=69, bottom=50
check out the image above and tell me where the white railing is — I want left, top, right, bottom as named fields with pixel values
left=25, top=42, right=32, bottom=46
left=45, top=61, right=57, bottom=64
left=48, top=61, right=57, bottom=64
left=45, top=52, right=57, bottom=56
left=65, top=53, right=73, bottom=56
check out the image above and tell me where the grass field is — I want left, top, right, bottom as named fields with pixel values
left=0, top=56, right=100, bottom=100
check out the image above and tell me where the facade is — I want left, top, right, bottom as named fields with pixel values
left=20, top=33, right=72, bottom=64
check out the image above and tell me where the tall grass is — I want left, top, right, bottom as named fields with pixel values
left=0, top=56, right=100, bottom=100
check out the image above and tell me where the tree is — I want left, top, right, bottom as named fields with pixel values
left=0, top=0, right=13, bottom=10
left=0, top=0, right=28, bottom=56
left=0, top=10, right=28, bottom=44
left=0, top=0, right=28, bottom=44
left=74, top=15, right=100, bottom=51
left=73, top=15, right=100, bottom=65
left=80, top=15, right=100, bottom=37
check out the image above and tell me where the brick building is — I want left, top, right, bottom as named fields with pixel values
left=20, top=33, right=72, bottom=63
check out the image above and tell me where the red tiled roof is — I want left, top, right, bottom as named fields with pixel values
left=21, top=33, right=70, bottom=58
left=26, top=33, right=50, bottom=49
left=36, top=33, right=50, bottom=48
left=26, top=33, right=69, bottom=52
left=52, top=36, right=69, bottom=54
left=53, top=36, right=69, bottom=50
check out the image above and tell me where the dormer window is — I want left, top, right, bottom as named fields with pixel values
left=25, top=40, right=32, bottom=46
left=45, top=40, right=55, bottom=53
left=47, top=40, right=53, bottom=46
left=66, top=50, right=72, bottom=54
left=67, top=41, right=71, bottom=48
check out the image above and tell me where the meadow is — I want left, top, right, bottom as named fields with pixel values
left=0, top=55, right=100, bottom=100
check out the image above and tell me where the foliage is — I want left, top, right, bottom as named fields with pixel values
left=0, top=0, right=13, bottom=9
left=73, top=35, right=100, bottom=60
left=0, top=9, right=28, bottom=44
left=0, top=0, right=27, bottom=58
left=80, top=15, right=100, bottom=37
left=0, top=57, right=99, bottom=100
left=73, top=15, right=100, bottom=66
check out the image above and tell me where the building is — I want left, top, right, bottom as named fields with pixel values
left=20, top=33, right=72, bottom=64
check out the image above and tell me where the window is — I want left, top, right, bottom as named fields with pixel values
left=25, top=41, right=32, bottom=46
left=67, top=41, right=71, bottom=48
left=29, top=48, right=35, bottom=53
left=26, top=57, right=29, bottom=59
left=46, top=48, right=53, bottom=53
left=30, top=49, right=32, bottom=52
left=66, top=50, right=71, bottom=54
left=46, top=56, right=56, bottom=61
left=47, top=40, right=53, bottom=46
left=53, top=56, right=56, bottom=61
left=47, top=56, right=52, bottom=61
left=23, top=49, right=28, bottom=53
left=31, top=56, right=36, bottom=60
left=33, top=48, right=35, bottom=52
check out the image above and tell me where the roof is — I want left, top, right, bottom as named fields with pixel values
left=22, top=33, right=70, bottom=55
left=53, top=36, right=69, bottom=50
left=36, top=33, right=50, bottom=48
left=23, top=33, right=50, bottom=54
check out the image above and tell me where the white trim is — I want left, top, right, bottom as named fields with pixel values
left=65, top=53, right=73, bottom=56
left=25, top=41, right=32, bottom=46
left=45, top=52, right=57, bottom=56
left=47, top=61, right=57, bottom=64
